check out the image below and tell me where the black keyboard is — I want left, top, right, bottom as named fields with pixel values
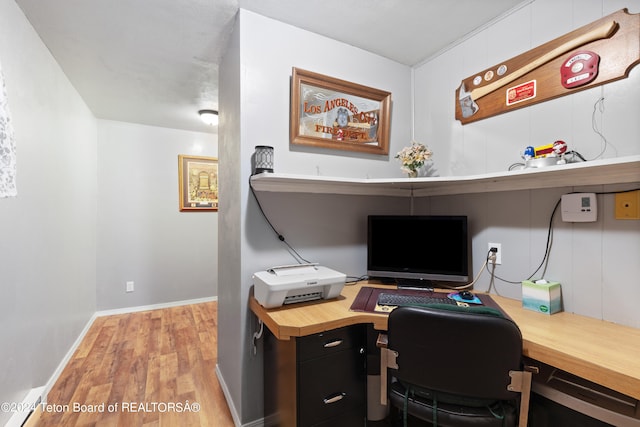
left=377, top=292, right=459, bottom=307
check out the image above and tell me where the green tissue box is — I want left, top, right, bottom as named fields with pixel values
left=522, top=280, right=562, bottom=314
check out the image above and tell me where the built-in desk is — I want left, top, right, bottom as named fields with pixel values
left=251, top=282, right=640, bottom=425
left=489, top=294, right=640, bottom=402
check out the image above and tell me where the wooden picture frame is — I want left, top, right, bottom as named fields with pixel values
left=290, top=67, right=391, bottom=155
left=178, top=155, right=218, bottom=211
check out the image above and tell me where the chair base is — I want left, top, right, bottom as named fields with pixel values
left=389, top=382, right=518, bottom=427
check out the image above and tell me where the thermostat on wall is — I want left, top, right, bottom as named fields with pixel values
left=561, top=193, right=597, bottom=222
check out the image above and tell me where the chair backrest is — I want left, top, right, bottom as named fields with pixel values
left=387, top=305, right=523, bottom=401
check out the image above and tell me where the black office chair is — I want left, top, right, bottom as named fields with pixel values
left=378, top=304, right=533, bottom=427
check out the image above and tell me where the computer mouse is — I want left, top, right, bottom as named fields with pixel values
left=459, top=291, right=475, bottom=300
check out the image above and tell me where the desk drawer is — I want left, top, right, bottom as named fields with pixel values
left=298, top=348, right=366, bottom=426
left=297, top=325, right=365, bottom=361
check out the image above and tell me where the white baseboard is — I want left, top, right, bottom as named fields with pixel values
left=5, top=386, right=45, bottom=427
left=215, top=364, right=241, bottom=427
left=96, top=295, right=218, bottom=317
left=40, top=311, right=99, bottom=401
left=215, top=364, right=265, bottom=427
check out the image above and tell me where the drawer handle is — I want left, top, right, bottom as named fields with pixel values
left=323, top=339, right=343, bottom=348
left=323, top=392, right=346, bottom=404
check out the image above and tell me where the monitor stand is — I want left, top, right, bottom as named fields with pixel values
left=396, top=278, right=434, bottom=291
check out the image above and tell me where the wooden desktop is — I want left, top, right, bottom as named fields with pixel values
left=250, top=281, right=640, bottom=425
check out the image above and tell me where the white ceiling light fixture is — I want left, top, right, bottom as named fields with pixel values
left=198, top=109, right=218, bottom=126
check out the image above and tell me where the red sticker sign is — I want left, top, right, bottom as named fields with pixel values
left=506, top=80, right=537, bottom=106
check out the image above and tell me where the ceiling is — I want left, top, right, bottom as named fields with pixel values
left=14, top=0, right=525, bottom=134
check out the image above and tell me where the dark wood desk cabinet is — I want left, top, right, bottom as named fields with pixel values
left=264, top=324, right=367, bottom=427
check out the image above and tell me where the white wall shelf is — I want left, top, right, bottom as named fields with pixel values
left=250, top=156, right=640, bottom=197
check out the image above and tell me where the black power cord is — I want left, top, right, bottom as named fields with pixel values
left=492, top=187, right=640, bottom=286
left=248, top=176, right=310, bottom=264
left=489, top=198, right=560, bottom=286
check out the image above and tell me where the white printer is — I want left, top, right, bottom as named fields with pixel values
left=253, top=264, right=346, bottom=308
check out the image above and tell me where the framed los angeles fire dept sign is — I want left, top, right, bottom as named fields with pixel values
left=290, top=67, right=391, bottom=155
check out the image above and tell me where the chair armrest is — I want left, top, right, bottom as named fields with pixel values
left=376, top=333, right=388, bottom=348
left=378, top=334, right=398, bottom=406
left=509, top=369, right=534, bottom=427
left=377, top=333, right=388, bottom=404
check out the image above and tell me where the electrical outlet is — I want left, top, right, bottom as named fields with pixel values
left=488, top=243, right=502, bottom=265
left=126, top=281, right=134, bottom=293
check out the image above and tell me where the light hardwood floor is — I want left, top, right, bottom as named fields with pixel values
left=24, top=301, right=235, bottom=426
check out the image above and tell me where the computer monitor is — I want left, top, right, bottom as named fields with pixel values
left=367, top=215, right=470, bottom=287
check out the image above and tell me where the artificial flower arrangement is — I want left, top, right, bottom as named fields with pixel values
left=395, top=141, right=432, bottom=177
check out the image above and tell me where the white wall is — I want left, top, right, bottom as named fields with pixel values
left=217, top=10, right=243, bottom=426
left=415, top=0, right=640, bottom=175
left=217, top=9, right=412, bottom=425
left=0, top=0, right=97, bottom=423
left=96, top=120, right=218, bottom=310
left=413, top=0, right=640, bottom=326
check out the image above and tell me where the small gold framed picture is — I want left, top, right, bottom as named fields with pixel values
left=178, top=155, right=218, bottom=211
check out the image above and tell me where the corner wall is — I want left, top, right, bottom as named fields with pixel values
left=217, top=9, right=412, bottom=425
